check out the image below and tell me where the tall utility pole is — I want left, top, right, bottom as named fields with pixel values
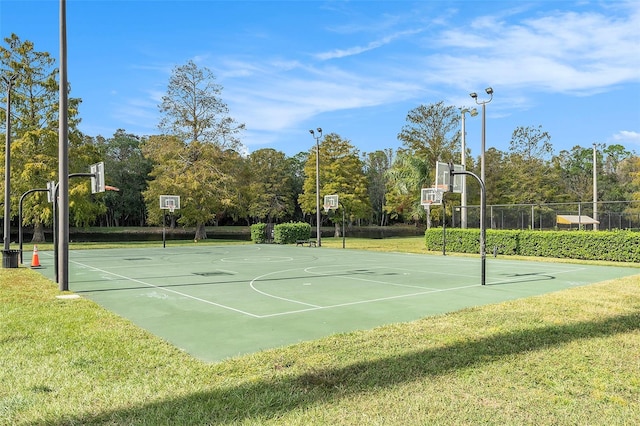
left=2, top=74, right=17, bottom=253
left=470, top=87, right=493, bottom=238
left=309, top=128, right=322, bottom=247
left=460, top=107, right=478, bottom=229
left=593, top=143, right=598, bottom=231
left=58, top=0, right=69, bottom=291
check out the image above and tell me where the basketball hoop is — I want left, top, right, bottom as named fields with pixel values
left=323, top=194, right=339, bottom=213
left=160, top=195, right=180, bottom=213
left=421, top=187, right=444, bottom=207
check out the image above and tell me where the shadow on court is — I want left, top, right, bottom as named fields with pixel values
left=489, top=271, right=557, bottom=286
left=50, top=311, right=640, bottom=425
left=73, top=269, right=394, bottom=294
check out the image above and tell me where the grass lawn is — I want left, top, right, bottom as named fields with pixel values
left=1, top=237, right=639, bottom=425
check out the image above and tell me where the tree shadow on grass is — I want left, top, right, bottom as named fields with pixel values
left=42, top=312, right=640, bottom=425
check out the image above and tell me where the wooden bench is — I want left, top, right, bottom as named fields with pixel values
left=296, top=239, right=317, bottom=247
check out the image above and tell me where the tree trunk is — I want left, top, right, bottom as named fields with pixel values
left=194, top=222, right=207, bottom=240
left=30, top=221, right=46, bottom=243
left=334, top=222, right=340, bottom=237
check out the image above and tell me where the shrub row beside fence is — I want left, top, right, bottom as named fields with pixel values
left=250, top=223, right=268, bottom=243
left=251, top=222, right=312, bottom=244
left=425, top=228, right=640, bottom=262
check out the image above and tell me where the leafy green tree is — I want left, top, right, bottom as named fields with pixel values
left=466, top=147, right=509, bottom=206
left=286, top=151, right=308, bottom=221
left=552, top=144, right=634, bottom=209
left=68, top=134, right=106, bottom=228
left=142, top=135, right=234, bottom=239
left=97, top=130, right=152, bottom=226
left=509, top=125, right=552, bottom=161
left=1, top=33, right=83, bottom=241
left=505, top=125, right=557, bottom=204
left=553, top=146, right=594, bottom=202
left=624, top=156, right=640, bottom=216
left=364, top=149, right=393, bottom=226
left=600, top=144, right=633, bottom=202
left=397, top=101, right=460, bottom=169
left=393, top=101, right=461, bottom=227
left=298, top=133, right=369, bottom=235
left=384, top=150, right=431, bottom=226
left=247, top=148, right=295, bottom=224
left=219, top=148, right=251, bottom=225
left=158, top=60, right=244, bottom=150
left=146, top=60, right=248, bottom=237
left=10, top=129, right=57, bottom=240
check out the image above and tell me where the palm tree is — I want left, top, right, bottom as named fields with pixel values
left=384, top=151, right=433, bottom=227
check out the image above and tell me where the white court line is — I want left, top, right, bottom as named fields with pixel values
left=249, top=269, right=323, bottom=308
left=258, top=283, right=481, bottom=318
left=67, top=258, right=260, bottom=318
left=249, top=265, right=483, bottom=318
left=306, top=264, right=480, bottom=282
left=64, top=250, right=589, bottom=320
left=303, top=266, right=440, bottom=290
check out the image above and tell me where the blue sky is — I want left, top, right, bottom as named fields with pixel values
left=2, top=0, right=639, bottom=158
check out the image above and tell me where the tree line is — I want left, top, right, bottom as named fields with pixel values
left=2, top=34, right=639, bottom=242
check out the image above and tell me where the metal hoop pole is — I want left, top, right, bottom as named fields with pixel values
left=309, top=128, right=322, bottom=247
left=452, top=170, right=486, bottom=286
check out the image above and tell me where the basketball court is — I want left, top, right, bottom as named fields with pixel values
left=30, top=243, right=639, bottom=362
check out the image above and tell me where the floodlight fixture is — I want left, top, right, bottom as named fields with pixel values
left=461, top=107, right=478, bottom=117
left=470, top=86, right=494, bottom=183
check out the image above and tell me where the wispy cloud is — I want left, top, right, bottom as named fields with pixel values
left=431, top=3, right=640, bottom=94
left=315, top=29, right=423, bottom=60
left=612, top=130, right=640, bottom=145
left=88, top=1, right=639, bottom=152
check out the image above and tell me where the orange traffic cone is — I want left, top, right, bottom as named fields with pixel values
left=31, top=245, right=41, bottom=268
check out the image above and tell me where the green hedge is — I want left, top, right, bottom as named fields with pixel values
left=273, top=222, right=312, bottom=244
left=425, top=228, right=640, bottom=262
left=250, top=222, right=313, bottom=244
left=250, top=223, right=267, bottom=244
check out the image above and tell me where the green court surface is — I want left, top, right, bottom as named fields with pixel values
left=33, top=244, right=639, bottom=362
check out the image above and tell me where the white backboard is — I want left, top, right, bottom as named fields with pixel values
left=435, top=162, right=464, bottom=193
left=159, top=195, right=181, bottom=210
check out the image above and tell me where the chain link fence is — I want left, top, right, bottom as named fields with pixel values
left=458, top=200, right=640, bottom=231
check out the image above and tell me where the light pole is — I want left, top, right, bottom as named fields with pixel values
left=593, top=143, right=598, bottom=231
left=2, top=73, right=18, bottom=254
left=460, top=107, right=478, bottom=229
left=58, top=0, right=70, bottom=290
left=469, top=87, right=493, bottom=185
left=309, top=128, right=322, bottom=247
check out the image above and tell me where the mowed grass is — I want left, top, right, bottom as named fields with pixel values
left=1, top=238, right=639, bottom=425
